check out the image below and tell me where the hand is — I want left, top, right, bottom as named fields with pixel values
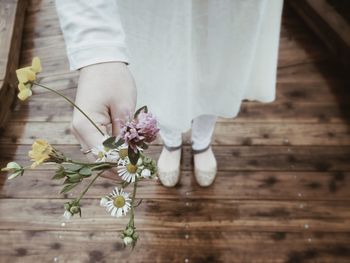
left=71, top=61, right=137, bottom=178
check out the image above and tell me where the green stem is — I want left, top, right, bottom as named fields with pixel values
left=64, top=160, right=118, bottom=167
left=129, top=179, right=138, bottom=228
left=33, top=82, right=105, bottom=136
left=76, top=171, right=102, bottom=203
left=91, top=163, right=114, bottom=171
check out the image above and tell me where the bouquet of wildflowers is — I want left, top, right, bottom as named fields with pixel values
left=1, top=57, right=160, bottom=248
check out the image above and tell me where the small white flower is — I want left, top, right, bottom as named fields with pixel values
left=117, top=157, right=142, bottom=183
left=101, top=187, right=131, bottom=217
left=91, top=145, right=120, bottom=163
left=123, top=236, right=133, bottom=246
left=100, top=196, right=109, bottom=206
left=63, top=210, right=72, bottom=220
left=141, top=168, right=151, bottom=178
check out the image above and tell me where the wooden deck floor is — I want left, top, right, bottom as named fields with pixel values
left=1, top=1, right=350, bottom=262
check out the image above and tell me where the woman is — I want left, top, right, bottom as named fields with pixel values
left=55, top=0, right=284, bottom=187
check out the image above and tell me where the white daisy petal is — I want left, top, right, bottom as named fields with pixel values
left=111, top=207, right=117, bottom=217
left=101, top=187, right=132, bottom=218
left=117, top=208, right=123, bottom=217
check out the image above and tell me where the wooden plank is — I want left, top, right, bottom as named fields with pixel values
left=287, top=0, right=350, bottom=70
left=1, top=121, right=350, bottom=146
left=1, top=170, right=349, bottom=201
left=0, top=198, right=349, bottom=232
left=0, top=0, right=27, bottom=131
left=14, top=61, right=346, bottom=97
left=1, top=145, right=350, bottom=172
left=1, top=230, right=350, bottom=263
left=6, top=60, right=349, bottom=124
left=10, top=99, right=349, bottom=123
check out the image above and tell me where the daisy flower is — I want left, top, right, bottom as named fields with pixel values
left=100, top=187, right=132, bottom=217
left=117, top=157, right=143, bottom=183
left=91, top=145, right=120, bottom=163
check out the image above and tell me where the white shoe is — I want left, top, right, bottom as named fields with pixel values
left=193, top=145, right=217, bottom=187
left=157, top=144, right=182, bottom=187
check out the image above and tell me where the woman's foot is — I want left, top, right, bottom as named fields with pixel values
left=157, top=144, right=182, bottom=187
left=193, top=145, right=217, bottom=187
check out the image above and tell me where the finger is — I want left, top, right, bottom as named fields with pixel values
left=111, top=106, right=132, bottom=137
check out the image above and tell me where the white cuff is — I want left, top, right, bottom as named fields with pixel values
left=67, top=43, right=130, bottom=71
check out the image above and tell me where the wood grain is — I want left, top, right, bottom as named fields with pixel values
left=1, top=170, right=349, bottom=201
left=1, top=230, right=349, bottom=263
left=0, top=0, right=27, bottom=131
left=0, top=1, right=350, bottom=262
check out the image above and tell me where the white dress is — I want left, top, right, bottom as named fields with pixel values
left=55, top=0, right=284, bottom=133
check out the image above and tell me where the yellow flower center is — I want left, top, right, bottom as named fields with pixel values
left=98, top=151, right=104, bottom=159
left=119, top=148, right=128, bottom=158
left=113, top=196, right=126, bottom=208
left=126, top=163, right=137, bottom=173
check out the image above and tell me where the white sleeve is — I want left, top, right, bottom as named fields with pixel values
left=55, top=0, right=130, bottom=71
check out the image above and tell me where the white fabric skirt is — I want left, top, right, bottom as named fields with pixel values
left=116, top=0, right=284, bottom=133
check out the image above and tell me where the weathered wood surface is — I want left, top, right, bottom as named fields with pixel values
left=287, top=0, right=350, bottom=70
left=1, top=145, right=350, bottom=172
left=0, top=0, right=27, bottom=132
left=1, top=230, right=350, bottom=263
left=0, top=1, right=350, bottom=262
left=1, top=122, right=350, bottom=146
left=2, top=170, right=350, bottom=201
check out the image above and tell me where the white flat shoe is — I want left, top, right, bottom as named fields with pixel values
left=157, top=144, right=182, bottom=187
left=193, top=145, right=217, bottom=187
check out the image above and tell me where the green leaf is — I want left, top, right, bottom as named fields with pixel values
left=67, top=173, right=82, bottom=180
left=79, top=167, right=92, bottom=176
left=63, top=175, right=82, bottom=184
left=60, top=183, right=79, bottom=194
left=115, top=137, right=125, bottom=148
left=52, top=166, right=66, bottom=180
left=7, top=170, right=22, bottom=180
left=134, top=105, right=148, bottom=119
left=102, top=136, right=117, bottom=149
left=63, top=163, right=83, bottom=172
left=128, top=146, right=140, bottom=165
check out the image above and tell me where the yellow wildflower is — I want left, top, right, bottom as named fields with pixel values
left=15, top=56, right=42, bottom=101
left=16, top=67, right=36, bottom=83
left=28, top=139, right=53, bottom=168
left=31, top=56, right=42, bottom=73
left=17, top=83, right=32, bottom=101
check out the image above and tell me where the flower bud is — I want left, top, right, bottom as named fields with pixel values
left=63, top=210, right=72, bottom=220
left=64, top=202, right=71, bottom=211
left=141, top=168, right=151, bottom=178
left=124, top=227, right=134, bottom=236
left=151, top=160, right=156, bottom=167
left=143, top=156, right=151, bottom=164
left=100, top=197, right=109, bottom=207
left=123, top=236, right=133, bottom=246
left=132, top=231, right=139, bottom=240
left=70, top=206, right=80, bottom=214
